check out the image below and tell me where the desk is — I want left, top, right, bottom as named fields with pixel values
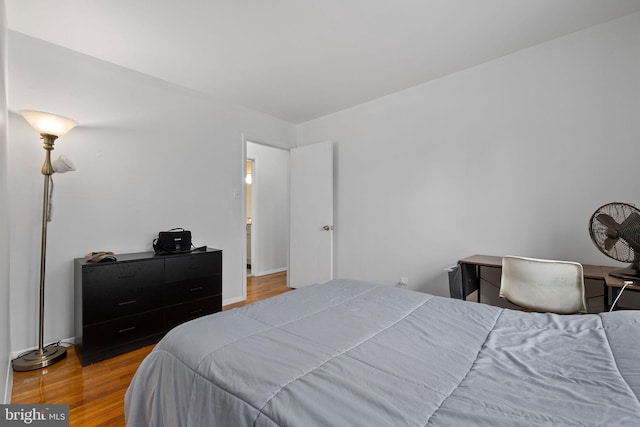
left=453, top=255, right=639, bottom=311
left=601, top=266, right=640, bottom=308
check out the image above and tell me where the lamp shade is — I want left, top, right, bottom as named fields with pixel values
left=52, top=155, right=76, bottom=173
left=19, top=110, right=78, bottom=137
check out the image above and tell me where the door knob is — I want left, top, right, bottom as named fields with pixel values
left=322, top=225, right=334, bottom=231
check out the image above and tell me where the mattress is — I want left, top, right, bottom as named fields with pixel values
left=125, top=279, right=640, bottom=426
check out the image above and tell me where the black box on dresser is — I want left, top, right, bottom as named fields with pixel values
left=74, top=248, right=222, bottom=366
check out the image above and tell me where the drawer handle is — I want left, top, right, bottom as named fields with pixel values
left=118, top=300, right=137, bottom=306
left=190, top=309, right=204, bottom=315
left=190, top=286, right=204, bottom=292
left=189, top=265, right=201, bottom=270
left=118, top=274, right=137, bottom=279
left=118, top=326, right=137, bottom=333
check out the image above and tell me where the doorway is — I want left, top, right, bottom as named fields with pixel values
left=245, top=159, right=254, bottom=277
left=244, top=141, right=290, bottom=283
left=241, top=139, right=333, bottom=299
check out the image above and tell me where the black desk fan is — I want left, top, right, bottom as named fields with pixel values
left=589, top=202, right=640, bottom=280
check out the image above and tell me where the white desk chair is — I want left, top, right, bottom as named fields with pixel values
left=500, top=256, right=588, bottom=314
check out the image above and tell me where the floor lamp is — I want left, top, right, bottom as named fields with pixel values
left=12, top=110, right=78, bottom=372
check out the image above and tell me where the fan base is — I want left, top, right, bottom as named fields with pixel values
left=608, top=268, right=640, bottom=280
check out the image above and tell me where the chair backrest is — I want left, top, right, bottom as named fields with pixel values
left=499, top=255, right=587, bottom=314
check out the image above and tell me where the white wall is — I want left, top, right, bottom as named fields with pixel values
left=296, top=12, right=640, bottom=296
left=7, top=32, right=295, bottom=352
left=0, top=0, right=12, bottom=404
left=246, top=142, right=289, bottom=276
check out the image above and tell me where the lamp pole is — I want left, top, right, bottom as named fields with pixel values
left=12, top=110, right=77, bottom=372
left=37, top=134, right=56, bottom=355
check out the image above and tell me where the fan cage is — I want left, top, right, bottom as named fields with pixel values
left=589, top=202, right=640, bottom=263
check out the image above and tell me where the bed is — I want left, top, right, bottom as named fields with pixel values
left=125, top=279, right=640, bottom=426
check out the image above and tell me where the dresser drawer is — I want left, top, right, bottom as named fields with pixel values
left=165, top=251, right=221, bottom=283
left=82, top=309, right=164, bottom=353
left=165, top=295, right=222, bottom=330
left=82, top=259, right=164, bottom=325
left=164, top=275, right=221, bottom=303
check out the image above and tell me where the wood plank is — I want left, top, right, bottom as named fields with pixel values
left=11, top=271, right=291, bottom=426
left=459, top=254, right=607, bottom=280
left=458, top=254, right=502, bottom=267
left=224, top=271, right=291, bottom=310
left=602, top=266, right=640, bottom=290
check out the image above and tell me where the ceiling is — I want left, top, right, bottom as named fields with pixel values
left=7, top=0, right=640, bottom=123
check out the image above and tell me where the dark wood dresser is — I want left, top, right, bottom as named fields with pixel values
left=74, top=248, right=222, bottom=366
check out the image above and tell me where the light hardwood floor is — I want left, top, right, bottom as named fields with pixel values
left=11, top=271, right=291, bottom=426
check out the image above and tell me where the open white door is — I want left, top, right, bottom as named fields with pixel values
left=289, top=141, right=333, bottom=288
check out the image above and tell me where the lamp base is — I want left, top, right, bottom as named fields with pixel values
left=12, top=345, right=67, bottom=372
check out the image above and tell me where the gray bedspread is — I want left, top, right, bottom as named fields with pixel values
left=125, top=279, right=640, bottom=426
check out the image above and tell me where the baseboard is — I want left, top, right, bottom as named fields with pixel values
left=254, top=267, right=287, bottom=277
left=223, top=296, right=245, bottom=307
left=3, top=357, right=12, bottom=403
